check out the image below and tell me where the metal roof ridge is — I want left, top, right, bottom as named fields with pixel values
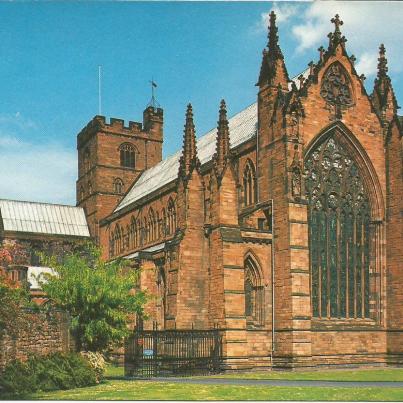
left=0, top=198, right=85, bottom=210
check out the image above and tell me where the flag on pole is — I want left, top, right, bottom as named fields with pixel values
left=151, top=80, right=157, bottom=88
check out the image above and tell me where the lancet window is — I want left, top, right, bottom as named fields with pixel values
left=167, top=198, right=176, bottom=235
left=243, top=160, right=257, bottom=207
left=244, top=256, right=264, bottom=327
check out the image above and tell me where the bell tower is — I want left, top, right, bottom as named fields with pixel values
left=76, top=105, right=163, bottom=243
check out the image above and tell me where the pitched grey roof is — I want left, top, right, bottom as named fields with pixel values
left=115, top=102, right=258, bottom=212
left=115, top=70, right=309, bottom=213
left=0, top=199, right=90, bottom=237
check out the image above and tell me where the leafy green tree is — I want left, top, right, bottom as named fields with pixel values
left=39, top=243, right=147, bottom=352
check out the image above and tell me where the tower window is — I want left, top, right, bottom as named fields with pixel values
left=119, top=143, right=136, bottom=168
left=83, top=148, right=90, bottom=173
left=114, top=178, right=124, bottom=194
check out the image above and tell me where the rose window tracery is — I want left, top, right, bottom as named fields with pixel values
left=320, top=63, right=353, bottom=119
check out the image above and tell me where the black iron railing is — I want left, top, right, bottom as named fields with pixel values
left=124, top=328, right=222, bottom=377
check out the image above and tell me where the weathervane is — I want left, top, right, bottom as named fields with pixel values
left=147, top=78, right=160, bottom=109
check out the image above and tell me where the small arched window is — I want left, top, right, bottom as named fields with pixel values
left=114, top=178, right=124, bottom=194
left=79, top=186, right=85, bottom=201
left=111, top=224, right=123, bottom=257
left=129, top=217, right=138, bottom=249
left=83, top=148, right=90, bottom=173
left=167, top=198, right=176, bottom=235
left=243, top=160, right=257, bottom=207
left=119, top=143, right=136, bottom=168
left=244, top=255, right=264, bottom=327
left=148, top=208, right=157, bottom=242
left=162, top=208, right=167, bottom=236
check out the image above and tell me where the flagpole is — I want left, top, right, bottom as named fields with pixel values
left=98, top=65, right=102, bottom=115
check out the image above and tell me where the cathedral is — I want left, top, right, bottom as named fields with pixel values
left=76, top=13, right=403, bottom=369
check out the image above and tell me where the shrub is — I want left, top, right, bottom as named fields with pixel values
left=0, top=352, right=97, bottom=398
left=0, top=359, right=36, bottom=398
left=80, top=351, right=106, bottom=382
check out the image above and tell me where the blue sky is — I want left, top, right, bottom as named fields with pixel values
left=0, top=1, right=401, bottom=205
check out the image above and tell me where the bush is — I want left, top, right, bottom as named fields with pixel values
left=80, top=351, right=106, bottom=382
left=0, top=352, right=97, bottom=398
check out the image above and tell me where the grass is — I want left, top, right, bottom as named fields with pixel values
left=32, top=366, right=403, bottom=401
left=208, top=368, right=403, bottom=382
left=34, top=380, right=403, bottom=401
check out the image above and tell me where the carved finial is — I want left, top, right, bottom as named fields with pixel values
left=328, top=14, right=347, bottom=50
left=377, top=44, right=388, bottom=78
left=268, top=11, right=283, bottom=59
left=179, top=103, right=199, bottom=179
left=298, top=74, right=305, bottom=88
left=318, top=46, right=325, bottom=62
left=214, top=99, right=231, bottom=178
left=359, top=74, right=366, bottom=83
left=308, top=61, right=315, bottom=76
left=331, top=14, right=343, bottom=32
left=350, top=55, right=356, bottom=65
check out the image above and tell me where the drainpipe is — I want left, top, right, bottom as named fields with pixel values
left=270, top=199, right=275, bottom=363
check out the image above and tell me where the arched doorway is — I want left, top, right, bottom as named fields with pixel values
left=305, top=131, right=373, bottom=320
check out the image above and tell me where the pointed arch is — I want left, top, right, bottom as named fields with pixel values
left=244, top=252, right=264, bottom=327
left=148, top=207, right=157, bottom=242
left=304, top=122, right=383, bottom=320
left=129, top=216, right=137, bottom=249
left=167, top=197, right=176, bottom=235
left=243, top=159, right=257, bottom=207
left=304, top=121, right=384, bottom=219
left=111, top=223, right=123, bottom=256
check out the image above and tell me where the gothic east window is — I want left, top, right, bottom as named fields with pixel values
left=119, top=143, right=136, bottom=168
left=305, top=133, right=371, bottom=319
left=244, top=256, right=264, bottom=327
left=243, top=160, right=256, bottom=207
left=114, top=178, right=124, bottom=194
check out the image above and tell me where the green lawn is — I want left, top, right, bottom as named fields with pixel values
left=32, top=366, right=403, bottom=401
left=210, top=368, right=403, bottom=382
left=34, top=380, right=403, bottom=401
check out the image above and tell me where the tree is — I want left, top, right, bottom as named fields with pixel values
left=38, top=243, right=147, bottom=352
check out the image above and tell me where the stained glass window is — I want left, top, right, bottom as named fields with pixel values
left=305, top=134, right=371, bottom=319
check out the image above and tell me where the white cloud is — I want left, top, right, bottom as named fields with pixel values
left=263, top=1, right=402, bottom=77
left=0, top=117, right=77, bottom=205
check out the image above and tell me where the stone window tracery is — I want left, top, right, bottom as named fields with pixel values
left=320, top=63, right=353, bottom=119
left=305, top=133, right=371, bottom=319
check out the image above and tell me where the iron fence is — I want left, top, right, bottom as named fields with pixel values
left=124, top=328, right=222, bottom=377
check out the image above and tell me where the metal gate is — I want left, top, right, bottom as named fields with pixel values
left=125, top=329, right=222, bottom=377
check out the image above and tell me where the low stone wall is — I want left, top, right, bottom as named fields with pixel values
left=0, top=309, right=71, bottom=371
